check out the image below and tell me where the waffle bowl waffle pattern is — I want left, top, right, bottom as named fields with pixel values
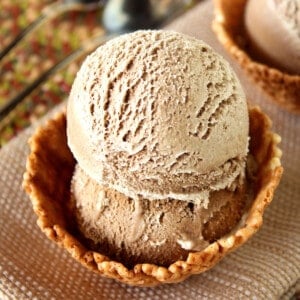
left=212, top=0, right=300, bottom=113
left=22, top=106, right=282, bottom=286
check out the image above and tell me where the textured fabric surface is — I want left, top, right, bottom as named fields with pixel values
left=0, top=1, right=299, bottom=299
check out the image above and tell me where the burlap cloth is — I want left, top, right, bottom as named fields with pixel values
left=0, top=1, right=299, bottom=299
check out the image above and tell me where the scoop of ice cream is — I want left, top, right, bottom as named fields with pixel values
left=67, top=30, right=249, bottom=205
left=245, top=0, right=300, bottom=74
left=71, top=165, right=247, bottom=267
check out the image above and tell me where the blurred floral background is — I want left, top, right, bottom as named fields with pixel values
left=0, top=0, right=104, bottom=146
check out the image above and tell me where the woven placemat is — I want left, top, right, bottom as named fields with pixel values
left=0, top=1, right=299, bottom=299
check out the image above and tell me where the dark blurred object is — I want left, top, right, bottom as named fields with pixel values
left=102, top=0, right=157, bottom=33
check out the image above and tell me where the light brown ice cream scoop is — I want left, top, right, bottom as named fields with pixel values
left=245, top=0, right=300, bottom=74
left=67, top=30, right=249, bottom=205
left=23, top=30, right=283, bottom=283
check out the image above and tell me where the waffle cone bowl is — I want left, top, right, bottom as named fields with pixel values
left=23, top=106, right=282, bottom=286
left=212, top=0, right=300, bottom=113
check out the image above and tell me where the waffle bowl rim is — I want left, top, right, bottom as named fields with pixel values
left=22, top=106, right=283, bottom=286
left=212, top=0, right=300, bottom=113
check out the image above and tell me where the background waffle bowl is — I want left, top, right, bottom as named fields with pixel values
left=23, top=106, right=283, bottom=286
left=212, top=0, right=300, bottom=113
